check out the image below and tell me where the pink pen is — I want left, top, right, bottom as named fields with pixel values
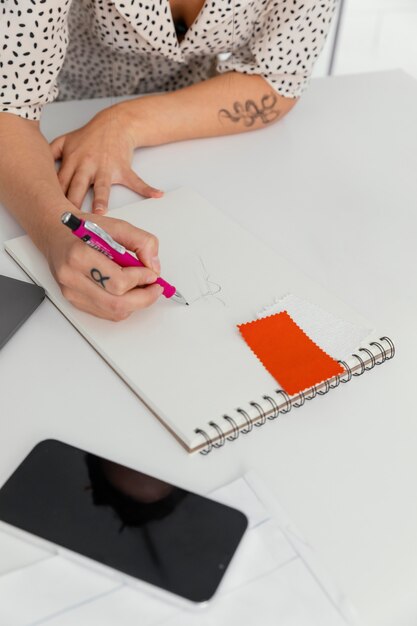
left=61, top=212, right=188, bottom=305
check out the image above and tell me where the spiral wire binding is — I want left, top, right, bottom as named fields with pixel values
left=223, top=414, right=240, bottom=440
left=195, top=336, right=395, bottom=454
left=250, top=402, right=267, bottom=427
left=262, top=395, right=280, bottom=419
left=276, top=389, right=292, bottom=413
left=236, top=408, right=253, bottom=433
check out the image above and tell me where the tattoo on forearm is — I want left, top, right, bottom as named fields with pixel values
left=218, top=94, right=280, bottom=127
left=90, top=268, right=110, bottom=289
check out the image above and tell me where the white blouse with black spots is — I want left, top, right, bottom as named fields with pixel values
left=1, top=0, right=336, bottom=122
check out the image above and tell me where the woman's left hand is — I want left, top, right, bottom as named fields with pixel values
left=50, top=105, right=163, bottom=214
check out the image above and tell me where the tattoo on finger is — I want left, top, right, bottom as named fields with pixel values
left=90, top=268, right=110, bottom=289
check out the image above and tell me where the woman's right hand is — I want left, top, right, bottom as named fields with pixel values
left=44, top=211, right=164, bottom=321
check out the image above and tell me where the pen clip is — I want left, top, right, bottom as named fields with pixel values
left=84, top=221, right=126, bottom=255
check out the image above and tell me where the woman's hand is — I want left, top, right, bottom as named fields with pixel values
left=45, top=212, right=163, bottom=321
left=49, top=105, right=163, bottom=215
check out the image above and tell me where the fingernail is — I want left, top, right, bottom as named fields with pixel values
left=152, top=256, right=161, bottom=273
left=146, top=274, right=156, bottom=284
left=94, top=205, right=105, bottom=214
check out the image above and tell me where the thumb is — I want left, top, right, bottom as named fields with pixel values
left=50, top=135, right=66, bottom=161
left=108, top=219, right=161, bottom=274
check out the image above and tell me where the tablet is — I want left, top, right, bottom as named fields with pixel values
left=0, top=274, right=44, bottom=350
left=0, top=440, right=248, bottom=605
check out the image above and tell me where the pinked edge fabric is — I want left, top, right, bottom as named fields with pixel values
left=238, top=311, right=344, bottom=396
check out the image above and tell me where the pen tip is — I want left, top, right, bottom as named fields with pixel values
left=171, top=290, right=189, bottom=306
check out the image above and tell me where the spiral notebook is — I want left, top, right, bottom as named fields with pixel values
left=5, top=188, right=394, bottom=454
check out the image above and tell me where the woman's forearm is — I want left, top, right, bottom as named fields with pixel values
left=0, top=114, right=73, bottom=251
left=120, top=72, right=297, bottom=148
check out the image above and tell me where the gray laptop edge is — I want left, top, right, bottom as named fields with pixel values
left=0, top=275, right=45, bottom=349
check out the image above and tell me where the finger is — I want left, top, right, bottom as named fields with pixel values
left=107, top=220, right=161, bottom=274
left=67, top=170, right=94, bottom=209
left=119, top=265, right=160, bottom=291
left=88, top=264, right=158, bottom=296
left=50, top=135, right=66, bottom=161
left=116, top=283, right=164, bottom=315
left=61, top=240, right=158, bottom=297
left=62, top=274, right=163, bottom=321
left=122, top=169, right=164, bottom=199
left=92, top=173, right=112, bottom=215
left=57, top=162, right=75, bottom=195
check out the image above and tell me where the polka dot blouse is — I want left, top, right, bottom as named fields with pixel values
left=1, top=0, right=336, bottom=122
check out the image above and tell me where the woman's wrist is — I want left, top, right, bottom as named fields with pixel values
left=28, top=197, right=79, bottom=256
left=114, top=97, right=163, bottom=148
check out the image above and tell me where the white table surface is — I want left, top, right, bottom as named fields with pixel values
left=0, top=70, right=416, bottom=626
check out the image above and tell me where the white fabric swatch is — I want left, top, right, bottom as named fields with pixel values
left=257, top=294, right=373, bottom=361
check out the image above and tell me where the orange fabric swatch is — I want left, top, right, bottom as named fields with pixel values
left=238, top=311, right=344, bottom=396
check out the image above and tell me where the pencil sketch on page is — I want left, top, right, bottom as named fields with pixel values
left=190, top=256, right=225, bottom=306
left=169, top=253, right=226, bottom=307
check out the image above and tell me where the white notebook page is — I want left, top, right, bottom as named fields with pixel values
left=5, top=188, right=374, bottom=452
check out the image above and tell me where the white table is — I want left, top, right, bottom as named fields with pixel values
left=1, top=70, right=416, bottom=626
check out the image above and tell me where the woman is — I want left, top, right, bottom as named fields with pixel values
left=0, top=0, right=335, bottom=320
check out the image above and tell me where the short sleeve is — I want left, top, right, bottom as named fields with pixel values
left=217, top=0, right=337, bottom=98
left=0, top=1, right=73, bottom=121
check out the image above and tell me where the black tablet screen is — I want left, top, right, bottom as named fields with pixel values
left=0, top=275, right=44, bottom=349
